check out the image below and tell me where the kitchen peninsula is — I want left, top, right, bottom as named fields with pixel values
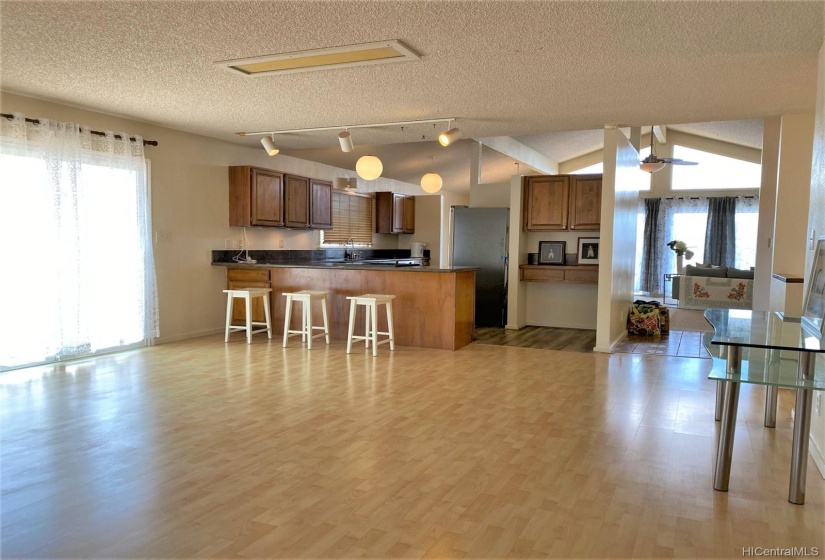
left=212, top=250, right=477, bottom=350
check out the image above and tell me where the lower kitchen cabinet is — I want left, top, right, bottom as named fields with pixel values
left=227, top=268, right=271, bottom=324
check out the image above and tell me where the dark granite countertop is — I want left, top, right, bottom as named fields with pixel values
left=211, top=260, right=478, bottom=273
left=211, top=249, right=477, bottom=273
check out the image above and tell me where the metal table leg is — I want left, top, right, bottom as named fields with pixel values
left=789, top=352, right=815, bottom=505
left=714, top=345, right=742, bottom=492
left=764, top=386, right=778, bottom=428
left=715, top=380, right=725, bottom=421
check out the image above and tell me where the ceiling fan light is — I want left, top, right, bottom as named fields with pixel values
left=338, top=131, right=353, bottom=153
left=640, top=161, right=666, bottom=173
left=356, top=155, right=383, bottom=180
left=420, top=172, right=443, bottom=193
left=438, top=127, right=462, bottom=147
left=261, top=135, right=279, bottom=156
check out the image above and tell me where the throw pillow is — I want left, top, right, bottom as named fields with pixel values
left=727, top=267, right=755, bottom=279
left=694, top=262, right=713, bottom=268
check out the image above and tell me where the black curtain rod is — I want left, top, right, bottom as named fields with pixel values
left=0, top=113, right=158, bottom=146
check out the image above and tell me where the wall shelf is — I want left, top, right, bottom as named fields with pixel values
left=519, top=264, right=599, bottom=284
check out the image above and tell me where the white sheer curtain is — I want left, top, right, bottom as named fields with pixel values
left=0, top=113, right=158, bottom=370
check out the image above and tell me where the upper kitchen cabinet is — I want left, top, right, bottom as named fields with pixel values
left=523, top=175, right=569, bottom=230
left=567, top=174, right=602, bottom=231
left=375, top=192, right=415, bottom=234
left=284, top=174, right=310, bottom=228
left=228, top=166, right=332, bottom=230
left=309, top=179, right=333, bottom=229
left=523, top=174, right=602, bottom=232
left=229, top=166, right=284, bottom=227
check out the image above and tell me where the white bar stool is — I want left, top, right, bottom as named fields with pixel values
left=223, top=288, right=273, bottom=344
left=282, top=290, right=330, bottom=349
left=346, top=294, right=396, bottom=356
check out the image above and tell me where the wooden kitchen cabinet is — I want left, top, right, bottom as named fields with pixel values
left=229, top=166, right=284, bottom=227
left=524, top=176, right=569, bottom=230
left=310, top=179, right=333, bottom=229
left=376, top=192, right=415, bottom=234
left=227, top=268, right=271, bottom=324
left=523, top=174, right=601, bottom=232
left=568, top=174, right=602, bottom=231
left=284, top=174, right=310, bottom=228
left=519, top=264, right=598, bottom=284
left=229, top=166, right=333, bottom=230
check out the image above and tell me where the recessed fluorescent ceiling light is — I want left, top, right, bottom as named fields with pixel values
left=216, top=40, right=421, bottom=77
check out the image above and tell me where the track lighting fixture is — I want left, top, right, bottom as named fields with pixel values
left=438, top=126, right=462, bottom=147
left=338, top=130, right=353, bottom=153
left=356, top=155, right=383, bottom=180
left=261, top=135, right=279, bottom=156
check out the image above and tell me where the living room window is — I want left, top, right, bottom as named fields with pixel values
left=320, top=191, right=373, bottom=246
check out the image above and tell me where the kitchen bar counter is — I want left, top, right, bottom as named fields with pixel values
left=212, top=261, right=476, bottom=273
left=217, top=263, right=477, bottom=350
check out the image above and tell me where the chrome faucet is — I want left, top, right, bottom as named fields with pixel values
left=346, top=237, right=355, bottom=260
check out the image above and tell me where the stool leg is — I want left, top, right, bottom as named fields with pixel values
left=371, top=302, right=378, bottom=357
left=305, top=299, right=312, bottom=350
left=302, top=301, right=308, bottom=343
left=365, top=304, right=371, bottom=349
left=283, top=295, right=292, bottom=348
left=263, top=294, right=272, bottom=340
left=321, top=297, right=330, bottom=344
left=245, top=295, right=252, bottom=344
left=386, top=300, right=395, bottom=351
left=224, top=294, right=233, bottom=343
left=346, top=299, right=357, bottom=354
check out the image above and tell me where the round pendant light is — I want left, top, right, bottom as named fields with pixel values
left=356, top=155, right=383, bottom=180
left=421, top=172, right=443, bottom=193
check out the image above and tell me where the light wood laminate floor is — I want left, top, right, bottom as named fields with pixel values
left=2, top=336, right=823, bottom=558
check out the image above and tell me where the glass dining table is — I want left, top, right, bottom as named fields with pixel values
left=703, top=309, right=825, bottom=505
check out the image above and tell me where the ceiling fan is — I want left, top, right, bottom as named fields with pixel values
left=639, top=130, right=698, bottom=173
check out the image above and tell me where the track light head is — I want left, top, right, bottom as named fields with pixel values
left=438, top=127, right=462, bottom=147
left=261, top=135, right=279, bottom=156
left=338, top=131, right=354, bottom=153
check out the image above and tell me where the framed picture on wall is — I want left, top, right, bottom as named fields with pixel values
left=538, top=241, right=566, bottom=265
left=802, top=236, right=825, bottom=336
left=578, top=237, right=600, bottom=265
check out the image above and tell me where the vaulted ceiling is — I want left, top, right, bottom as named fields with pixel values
left=1, top=1, right=821, bottom=190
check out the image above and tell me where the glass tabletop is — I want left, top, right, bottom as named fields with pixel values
left=702, top=332, right=825, bottom=390
left=704, top=309, right=823, bottom=353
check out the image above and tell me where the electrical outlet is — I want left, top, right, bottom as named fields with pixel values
left=279, top=239, right=284, bottom=248
left=224, top=239, right=234, bottom=249
left=237, top=238, right=244, bottom=249
left=155, top=230, right=170, bottom=243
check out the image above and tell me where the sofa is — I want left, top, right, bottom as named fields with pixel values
left=672, top=264, right=754, bottom=310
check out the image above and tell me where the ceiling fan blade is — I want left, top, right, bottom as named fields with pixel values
left=661, top=158, right=698, bottom=166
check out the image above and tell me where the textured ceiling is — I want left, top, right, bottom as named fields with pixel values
left=1, top=1, right=820, bottom=191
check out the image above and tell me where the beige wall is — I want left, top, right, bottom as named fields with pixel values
left=469, top=183, right=510, bottom=208
left=595, top=128, right=642, bottom=352
left=0, top=92, right=420, bottom=342
left=806, top=43, right=825, bottom=479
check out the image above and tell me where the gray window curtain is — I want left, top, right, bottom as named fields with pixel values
left=639, top=198, right=662, bottom=293
left=704, top=197, right=737, bottom=266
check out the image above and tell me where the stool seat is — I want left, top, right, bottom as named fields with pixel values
left=223, top=288, right=273, bottom=344
left=346, top=294, right=396, bottom=356
left=283, top=290, right=330, bottom=349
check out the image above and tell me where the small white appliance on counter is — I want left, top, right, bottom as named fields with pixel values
left=411, top=242, right=426, bottom=258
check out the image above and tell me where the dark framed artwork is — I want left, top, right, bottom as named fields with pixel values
left=802, top=236, right=825, bottom=336
left=578, top=237, right=600, bottom=265
left=538, top=241, right=566, bottom=265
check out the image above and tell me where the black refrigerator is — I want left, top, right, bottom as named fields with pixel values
left=450, top=206, right=509, bottom=327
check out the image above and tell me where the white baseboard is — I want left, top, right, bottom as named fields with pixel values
left=524, top=321, right=596, bottom=331
left=593, top=331, right=627, bottom=354
left=153, top=328, right=224, bottom=345
left=504, top=323, right=527, bottom=330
